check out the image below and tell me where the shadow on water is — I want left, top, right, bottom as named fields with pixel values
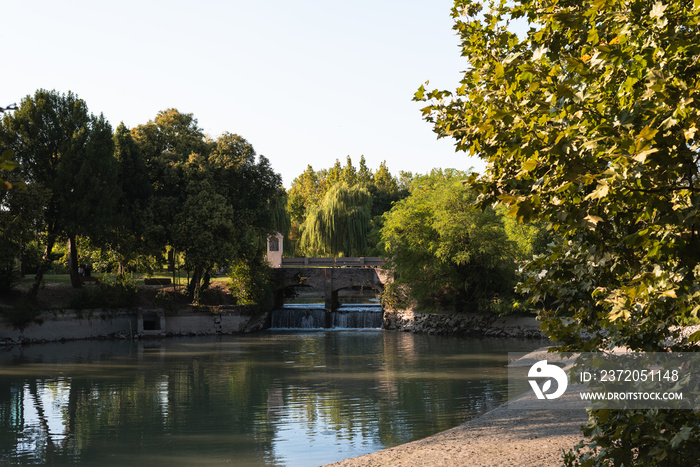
left=0, top=333, right=544, bottom=466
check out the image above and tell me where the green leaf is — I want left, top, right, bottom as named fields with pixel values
left=608, top=307, right=631, bottom=321
left=414, top=84, right=425, bottom=101
left=670, top=426, right=692, bottom=448
left=494, top=62, right=504, bottom=79
left=638, top=126, right=658, bottom=141
left=687, top=330, right=700, bottom=343
left=0, top=160, right=19, bottom=171
left=521, top=159, right=537, bottom=172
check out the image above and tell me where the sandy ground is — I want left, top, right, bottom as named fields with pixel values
left=326, top=349, right=589, bottom=467
left=325, top=394, right=588, bottom=467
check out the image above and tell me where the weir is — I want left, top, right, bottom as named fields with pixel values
left=269, top=304, right=383, bottom=330
left=270, top=256, right=390, bottom=329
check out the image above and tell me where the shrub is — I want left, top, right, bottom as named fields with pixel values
left=153, top=289, right=176, bottom=312
left=228, top=256, right=274, bottom=311
left=67, top=276, right=138, bottom=311
left=4, top=298, right=42, bottom=329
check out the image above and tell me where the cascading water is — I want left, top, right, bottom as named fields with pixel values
left=330, top=304, right=383, bottom=328
left=269, top=303, right=383, bottom=329
left=269, top=304, right=327, bottom=329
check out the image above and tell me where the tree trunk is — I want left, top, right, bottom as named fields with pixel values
left=28, top=233, right=57, bottom=300
left=117, top=256, right=126, bottom=278
left=68, top=235, right=81, bottom=288
left=187, top=266, right=203, bottom=301
left=171, top=249, right=176, bottom=289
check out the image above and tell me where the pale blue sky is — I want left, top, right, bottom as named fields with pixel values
left=2, top=0, right=486, bottom=186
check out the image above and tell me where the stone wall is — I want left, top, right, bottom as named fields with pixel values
left=0, top=306, right=269, bottom=345
left=383, top=309, right=546, bottom=339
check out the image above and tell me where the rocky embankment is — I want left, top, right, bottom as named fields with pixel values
left=383, top=309, right=546, bottom=339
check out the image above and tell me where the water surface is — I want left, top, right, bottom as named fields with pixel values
left=0, top=332, right=541, bottom=466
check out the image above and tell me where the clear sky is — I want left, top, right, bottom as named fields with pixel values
left=2, top=0, right=485, bottom=187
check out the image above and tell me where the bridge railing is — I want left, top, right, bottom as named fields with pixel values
left=280, top=257, right=384, bottom=268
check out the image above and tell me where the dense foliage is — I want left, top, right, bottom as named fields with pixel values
left=380, top=170, right=519, bottom=312
left=287, top=156, right=409, bottom=256
left=0, top=93, right=286, bottom=302
left=130, top=112, right=284, bottom=299
left=1, top=90, right=118, bottom=297
left=228, top=255, right=276, bottom=310
left=300, top=183, right=373, bottom=257
left=417, top=0, right=700, bottom=464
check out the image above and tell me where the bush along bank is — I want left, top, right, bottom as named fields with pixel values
left=383, top=309, right=546, bottom=339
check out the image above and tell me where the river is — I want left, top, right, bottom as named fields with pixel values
left=0, top=332, right=542, bottom=466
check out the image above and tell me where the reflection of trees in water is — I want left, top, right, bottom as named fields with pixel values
left=0, top=345, right=277, bottom=465
left=0, top=335, right=527, bottom=465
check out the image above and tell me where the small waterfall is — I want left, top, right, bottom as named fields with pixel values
left=331, top=304, right=383, bottom=329
left=269, top=303, right=382, bottom=330
left=270, top=304, right=327, bottom=329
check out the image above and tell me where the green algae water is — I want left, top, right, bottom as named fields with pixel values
left=0, top=332, right=540, bottom=466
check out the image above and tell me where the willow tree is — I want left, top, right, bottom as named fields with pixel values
left=417, top=0, right=700, bottom=464
left=300, top=183, right=372, bottom=257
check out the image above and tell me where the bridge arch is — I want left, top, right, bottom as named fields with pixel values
left=274, top=266, right=390, bottom=313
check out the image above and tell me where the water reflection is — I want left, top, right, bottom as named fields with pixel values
left=0, top=333, right=541, bottom=466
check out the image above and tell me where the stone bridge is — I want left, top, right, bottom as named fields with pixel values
left=274, top=260, right=390, bottom=314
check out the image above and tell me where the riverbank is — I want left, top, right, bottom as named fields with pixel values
left=384, top=309, right=545, bottom=339
left=326, top=391, right=588, bottom=467
left=327, top=349, right=588, bottom=467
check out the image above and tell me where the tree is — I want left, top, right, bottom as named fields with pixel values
left=131, top=108, right=209, bottom=169
left=0, top=104, right=18, bottom=191
left=299, top=183, right=373, bottom=257
left=132, top=114, right=284, bottom=300
left=1, top=90, right=118, bottom=297
left=110, top=123, right=153, bottom=276
left=0, top=104, right=19, bottom=190
left=179, top=134, right=283, bottom=299
left=287, top=159, right=409, bottom=256
left=370, top=161, right=407, bottom=217
left=417, top=0, right=700, bottom=463
left=131, top=109, right=207, bottom=290
left=380, top=170, right=516, bottom=312
left=0, top=180, right=48, bottom=291
left=325, top=159, right=343, bottom=189
left=357, top=155, right=373, bottom=185
left=58, top=113, right=119, bottom=288
left=341, top=156, right=357, bottom=185
left=287, top=165, right=322, bottom=227
left=131, top=108, right=208, bottom=250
